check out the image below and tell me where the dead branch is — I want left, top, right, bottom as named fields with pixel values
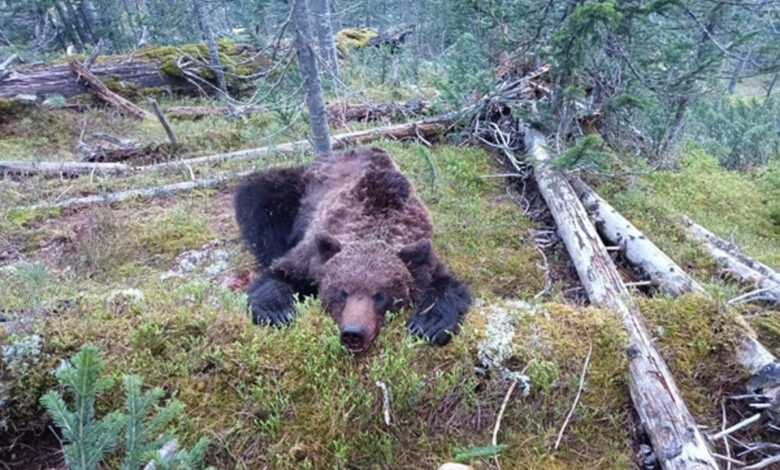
left=84, top=38, right=104, bottom=70
left=554, top=344, right=592, bottom=450
left=148, top=98, right=179, bottom=148
left=69, top=59, right=150, bottom=120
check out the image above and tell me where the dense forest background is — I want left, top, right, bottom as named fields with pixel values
left=2, top=0, right=778, bottom=168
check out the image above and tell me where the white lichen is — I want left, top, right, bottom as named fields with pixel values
left=2, top=334, right=42, bottom=374
left=477, top=299, right=536, bottom=395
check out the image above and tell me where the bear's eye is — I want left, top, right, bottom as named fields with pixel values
left=336, top=288, right=348, bottom=302
left=372, top=291, right=387, bottom=306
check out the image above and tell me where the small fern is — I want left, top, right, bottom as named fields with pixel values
left=41, top=345, right=211, bottom=470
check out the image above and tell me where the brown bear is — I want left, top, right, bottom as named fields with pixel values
left=234, top=147, right=471, bottom=352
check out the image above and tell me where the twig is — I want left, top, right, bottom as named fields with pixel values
left=741, top=454, right=780, bottom=470
left=492, top=379, right=519, bottom=447
left=721, top=402, right=732, bottom=470
left=492, top=378, right=519, bottom=470
left=708, top=413, right=762, bottom=441
left=84, top=38, right=104, bottom=70
left=554, top=344, right=593, bottom=450
left=147, top=98, right=179, bottom=148
left=375, top=381, right=391, bottom=426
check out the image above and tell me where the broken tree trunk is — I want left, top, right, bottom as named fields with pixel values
left=525, top=127, right=718, bottom=470
left=143, top=112, right=452, bottom=172
left=0, top=160, right=131, bottom=177
left=570, top=176, right=780, bottom=384
left=683, top=218, right=780, bottom=305
left=69, top=59, right=150, bottom=119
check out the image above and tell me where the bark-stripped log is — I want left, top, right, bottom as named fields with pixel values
left=0, top=160, right=131, bottom=177
left=143, top=113, right=452, bottom=172
left=14, top=171, right=253, bottom=211
left=570, top=177, right=706, bottom=296
left=525, top=127, right=718, bottom=470
left=570, top=177, right=780, bottom=383
left=165, top=99, right=429, bottom=125
left=684, top=217, right=780, bottom=286
left=69, top=59, right=150, bottom=119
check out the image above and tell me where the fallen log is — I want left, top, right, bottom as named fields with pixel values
left=166, top=99, right=430, bottom=124
left=0, top=160, right=131, bottom=177
left=143, top=113, right=453, bottom=172
left=570, top=176, right=780, bottom=386
left=526, top=127, right=718, bottom=470
left=0, top=43, right=266, bottom=99
left=69, top=59, right=150, bottom=120
left=13, top=171, right=252, bottom=211
left=570, top=177, right=706, bottom=296
left=684, top=217, right=780, bottom=286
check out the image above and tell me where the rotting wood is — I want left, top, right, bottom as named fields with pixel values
left=0, top=160, right=131, bottom=177
left=142, top=113, right=453, bottom=172
left=684, top=217, right=780, bottom=286
left=69, top=59, right=150, bottom=119
left=525, top=127, right=718, bottom=470
left=570, top=176, right=780, bottom=387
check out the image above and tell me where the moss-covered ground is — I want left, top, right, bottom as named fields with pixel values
left=1, top=88, right=779, bottom=468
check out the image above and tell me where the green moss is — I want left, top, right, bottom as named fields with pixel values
left=5, top=207, right=62, bottom=228
left=335, top=27, right=379, bottom=56
left=597, top=148, right=780, bottom=279
left=103, top=76, right=139, bottom=99
left=639, top=294, right=746, bottom=419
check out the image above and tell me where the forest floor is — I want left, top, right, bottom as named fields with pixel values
left=0, top=92, right=778, bottom=469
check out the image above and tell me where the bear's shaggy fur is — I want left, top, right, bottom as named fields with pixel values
left=234, top=147, right=471, bottom=352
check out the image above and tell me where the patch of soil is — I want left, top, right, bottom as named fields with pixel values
left=0, top=427, right=66, bottom=470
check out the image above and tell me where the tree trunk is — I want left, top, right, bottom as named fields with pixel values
left=570, top=177, right=780, bottom=382
left=310, top=0, right=339, bottom=79
left=63, top=0, right=93, bottom=45
left=193, top=0, right=228, bottom=94
left=53, top=1, right=84, bottom=52
left=526, top=127, right=718, bottom=470
left=135, top=0, right=151, bottom=47
left=290, top=0, right=333, bottom=157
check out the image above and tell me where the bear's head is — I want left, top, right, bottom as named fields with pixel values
left=313, top=232, right=434, bottom=353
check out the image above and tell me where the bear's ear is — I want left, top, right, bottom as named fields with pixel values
left=398, top=239, right=433, bottom=270
left=315, top=231, right=342, bottom=262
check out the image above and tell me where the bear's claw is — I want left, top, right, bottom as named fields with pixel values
left=248, top=274, right=298, bottom=327
left=406, top=305, right=459, bottom=345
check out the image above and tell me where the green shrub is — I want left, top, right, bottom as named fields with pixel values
left=40, top=345, right=212, bottom=470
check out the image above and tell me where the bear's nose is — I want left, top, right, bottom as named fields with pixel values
left=340, top=325, right=367, bottom=352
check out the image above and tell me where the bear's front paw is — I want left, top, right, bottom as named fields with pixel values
left=406, top=276, right=471, bottom=345
left=248, top=275, right=298, bottom=326
left=250, top=300, right=296, bottom=326
left=406, top=301, right=462, bottom=345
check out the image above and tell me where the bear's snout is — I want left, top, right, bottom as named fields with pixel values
left=338, top=296, right=378, bottom=353
left=340, top=325, right=368, bottom=352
